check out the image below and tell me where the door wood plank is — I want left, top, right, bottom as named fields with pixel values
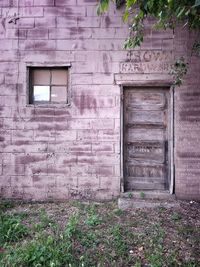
left=124, top=88, right=170, bottom=191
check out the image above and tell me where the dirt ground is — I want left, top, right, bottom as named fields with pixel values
left=0, top=199, right=200, bottom=267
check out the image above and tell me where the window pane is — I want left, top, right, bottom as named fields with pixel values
left=33, top=69, right=50, bottom=85
left=51, top=69, right=67, bottom=85
left=34, top=86, right=50, bottom=101
left=51, top=86, right=67, bottom=102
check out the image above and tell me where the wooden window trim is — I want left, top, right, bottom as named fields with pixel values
left=28, top=66, right=69, bottom=105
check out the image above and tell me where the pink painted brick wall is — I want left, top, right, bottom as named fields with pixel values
left=174, top=27, right=200, bottom=201
left=0, top=0, right=200, bottom=201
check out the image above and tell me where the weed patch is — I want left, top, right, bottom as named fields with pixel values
left=33, top=209, right=56, bottom=232
left=0, top=213, right=28, bottom=245
left=0, top=201, right=15, bottom=212
left=1, top=233, right=74, bottom=267
left=0, top=200, right=199, bottom=267
left=171, top=211, right=182, bottom=221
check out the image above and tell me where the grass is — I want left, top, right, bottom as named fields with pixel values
left=171, top=211, right=182, bottom=221
left=0, top=213, right=28, bottom=245
left=0, top=200, right=199, bottom=267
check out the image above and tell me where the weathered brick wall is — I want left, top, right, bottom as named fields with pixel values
left=0, top=0, right=199, bottom=200
left=0, top=0, right=125, bottom=200
left=174, top=27, right=200, bottom=200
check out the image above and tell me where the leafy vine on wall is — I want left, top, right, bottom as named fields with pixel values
left=98, top=0, right=200, bottom=86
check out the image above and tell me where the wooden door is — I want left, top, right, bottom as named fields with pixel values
left=124, top=88, right=170, bottom=191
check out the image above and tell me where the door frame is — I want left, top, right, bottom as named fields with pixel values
left=120, top=84, right=174, bottom=194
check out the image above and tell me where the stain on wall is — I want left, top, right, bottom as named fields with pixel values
left=0, top=0, right=199, bottom=200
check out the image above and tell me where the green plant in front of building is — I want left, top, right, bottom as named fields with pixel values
left=98, top=0, right=200, bottom=49
left=140, top=191, right=145, bottom=198
left=98, top=0, right=200, bottom=85
left=1, top=201, right=199, bottom=266
left=127, top=192, right=133, bottom=198
left=170, top=57, right=189, bottom=86
left=0, top=213, right=29, bottom=245
left=85, top=204, right=102, bottom=226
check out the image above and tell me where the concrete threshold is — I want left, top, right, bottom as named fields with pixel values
left=118, top=190, right=179, bottom=210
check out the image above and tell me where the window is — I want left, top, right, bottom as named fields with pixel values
left=29, top=67, right=68, bottom=104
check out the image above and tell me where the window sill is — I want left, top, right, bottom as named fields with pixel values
left=26, top=103, right=71, bottom=108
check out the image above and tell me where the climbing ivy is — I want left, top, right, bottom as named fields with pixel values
left=98, top=0, right=200, bottom=49
left=98, top=0, right=200, bottom=85
left=170, top=57, right=188, bottom=86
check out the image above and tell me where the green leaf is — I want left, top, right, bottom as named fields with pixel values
left=123, top=10, right=129, bottom=22
left=147, top=0, right=155, bottom=10
left=126, top=0, right=137, bottom=8
left=177, top=7, right=185, bottom=18
left=97, top=0, right=109, bottom=15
